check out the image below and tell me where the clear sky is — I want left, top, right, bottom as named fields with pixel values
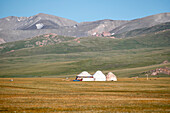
left=0, top=0, right=170, bottom=22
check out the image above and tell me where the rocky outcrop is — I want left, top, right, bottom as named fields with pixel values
left=147, top=67, right=170, bottom=75
left=0, top=38, right=6, bottom=44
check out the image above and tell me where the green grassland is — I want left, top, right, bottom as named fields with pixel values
left=0, top=48, right=169, bottom=78
left=0, top=35, right=76, bottom=54
left=0, top=30, right=170, bottom=77
left=1, top=30, right=170, bottom=56
left=0, top=78, right=170, bottom=112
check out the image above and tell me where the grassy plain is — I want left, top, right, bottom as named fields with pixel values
left=0, top=78, right=170, bottom=113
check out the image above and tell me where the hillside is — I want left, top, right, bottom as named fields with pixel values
left=110, top=12, right=170, bottom=34
left=0, top=47, right=169, bottom=78
left=0, top=30, right=170, bottom=55
left=0, top=30, right=169, bottom=77
left=0, top=33, right=76, bottom=54
left=78, top=19, right=128, bottom=36
left=114, top=22, right=170, bottom=38
left=0, top=13, right=78, bottom=30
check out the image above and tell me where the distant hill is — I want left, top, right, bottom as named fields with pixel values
left=114, top=22, right=170, bottom=38
left=0, top=13, right=170, bottom=43
left=0, top=33, right=76, bottom=54
left=0, top=30, right=170, bottom=57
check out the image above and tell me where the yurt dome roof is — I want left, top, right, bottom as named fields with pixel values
left=77, top=71, right=92, bottom=77
left=107, top=72, right=116, bottom=77
left=93, top=70, right=106, bottom=78
left=106, top=72, right=117, bottom=81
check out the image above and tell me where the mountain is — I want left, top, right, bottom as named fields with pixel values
left=0, top=13, right=78, bottom=30
left=0, top=13, right=170, bottom=78
left=0, top=13, right=128, bottom=43
left=114, top=22, right=170, bottom=38
left=0, top=13, right=78, bottom=42
left=110, top=12, right=170, bottom=34
left=0, top=13, right=170, bottom=43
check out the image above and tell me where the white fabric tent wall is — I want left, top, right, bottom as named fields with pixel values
left=82, top=78, right=94, bottom=81
left=93, top=70, right=106, bottom=81
left=106, top=72, right=117, bottom=81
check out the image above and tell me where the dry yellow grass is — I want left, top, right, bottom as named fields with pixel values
left=0, top=78, right=170, bottom=113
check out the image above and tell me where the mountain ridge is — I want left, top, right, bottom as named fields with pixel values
left=0, top=12, right=170, bottom=43
left=110, top=12, right=170, bottom=34
left=114, top=22, right=170, bottom=38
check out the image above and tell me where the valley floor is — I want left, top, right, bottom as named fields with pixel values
left=0, top=78, right=170, bottom=112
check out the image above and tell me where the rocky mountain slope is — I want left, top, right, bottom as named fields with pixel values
left=110, top=13, right=170, bottom=34
left=0, top=13, right=78, bottom=30
left=0, top=13, right=170, bottom=43
left=114, top=22, right=170, bottom=38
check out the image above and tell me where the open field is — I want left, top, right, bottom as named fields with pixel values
left=0, top=78, right=170, bottom=113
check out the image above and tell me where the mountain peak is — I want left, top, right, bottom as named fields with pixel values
left=36, top=13, right=52, bottom=17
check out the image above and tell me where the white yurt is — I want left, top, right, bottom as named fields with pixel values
left=93, top=70, right=106, bottom=81
left=76, top=71, right=94, bottom=81
left=106, top=72, right=117, bottom=81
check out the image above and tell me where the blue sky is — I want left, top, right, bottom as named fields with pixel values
left=0, top=0, right=170, bottom=22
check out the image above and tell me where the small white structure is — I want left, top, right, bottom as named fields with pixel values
left=106, top=72, right=117, bottom=81
left=93, top=70, right=106, bottom=81
left=76, top=71, right=94, bottom=81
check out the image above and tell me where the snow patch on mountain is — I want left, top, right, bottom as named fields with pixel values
left=6, top=18, right=10, bottom=21
left=36, top=23, right=44, bottom=29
